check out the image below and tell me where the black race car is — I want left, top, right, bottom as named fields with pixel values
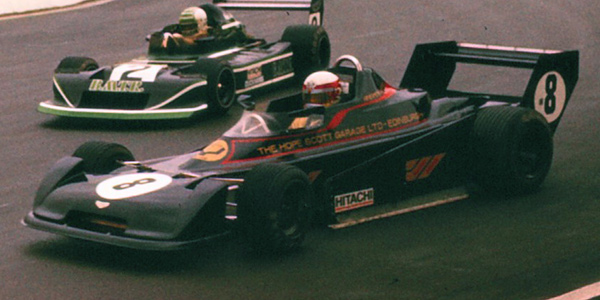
left=24, top=42, right=579, bottom=252
left=38, top=0, right=330, bottom=120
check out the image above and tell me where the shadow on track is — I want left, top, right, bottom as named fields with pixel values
left=21, top=229, right=316, bottom=274
left=22, top=235, right=237, bottom=274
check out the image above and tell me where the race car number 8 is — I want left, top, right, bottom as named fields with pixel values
left=113, top=178, right=156, bottom=190
left=96, top=173, right=172, bottom=200
left=534, top=71, right=566, bottom=123
left=543, top=74, right=557, bottom=114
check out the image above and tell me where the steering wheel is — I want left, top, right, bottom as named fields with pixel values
left=332, top=55, right=363, bottom=72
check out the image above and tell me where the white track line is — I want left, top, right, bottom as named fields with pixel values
left=547, top=282, right=600, bottom=300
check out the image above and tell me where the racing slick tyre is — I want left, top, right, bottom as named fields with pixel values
left=281, top=25, right=331, bottom=79
left=194, top=58, right=236, bottom=115
left=55, top=56, right=99, bottom=73
left=470, top=106, right=553, bottom=195
left=72, top=141, right=135, bottom=175
left=237, top=164, right=312, bottom=253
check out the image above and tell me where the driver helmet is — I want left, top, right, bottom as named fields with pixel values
left=302, top=71, right=343, bottom=107
left=179, top=7, right=208, bottom=36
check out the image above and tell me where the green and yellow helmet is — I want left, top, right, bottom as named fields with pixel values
left=179, top=7, right=207, bottom=36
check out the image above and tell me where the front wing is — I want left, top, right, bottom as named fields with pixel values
left=23, top=211, right=228, bottom=250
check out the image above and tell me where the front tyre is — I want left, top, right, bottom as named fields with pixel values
left=55, top=56, right=99, bottom=73
left=470, top=106, right=553, bottom=195
left=237, top=164, right=312, bottom=253
left=72, top=141, right=135, bottom=175
left=195, top=58, right=236, bottom=115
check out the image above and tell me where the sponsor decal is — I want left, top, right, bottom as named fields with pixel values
left=534, top=71, right=566, bottom=123
left=334, top=125, right=367, bottom=139
left=255, top=112, right=423, bottom=157
left=307, top=170, right=322, bottom=183
left=387, top=113, right=422, bottom=128
left=194, top=139, right=229, bottom=162
left=245, top=66, right=265, bottom=88
left=334, top=188, right=375, bottom=213
left=272, top=57, right=293, bottom=78
left=96, top=173, right=173, bottom=200
left=363, top=90, right=384, bottom=102
left=304, top=132, right=333, bottom=146
left=88, top=79, right=144, bottom=93
left=247, top=66, right=262, bottom=80
left=257, top=139, right=303, bottom=155
left=405, top=153, right=446, bottom=182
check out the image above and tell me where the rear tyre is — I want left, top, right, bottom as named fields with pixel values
left=237, top=164, right=312, bottom=253
left=55, top=56, right=99, bottom=73
left=281, top=25, right=331, bottom=80
left=470, top=106, right=553, bottom=195
left=72, top=141, right=135, bottom=175
left=194, top=58, right=236, bottom=115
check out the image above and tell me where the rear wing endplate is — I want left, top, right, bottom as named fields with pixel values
left=214, top=0, right=324, bottom=25
left=399, top=41, right=579, bottom=132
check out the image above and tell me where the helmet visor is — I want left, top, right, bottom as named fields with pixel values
left=302, top=88, right=340, bottom=107
left=180, top=23, right=198, bottom=36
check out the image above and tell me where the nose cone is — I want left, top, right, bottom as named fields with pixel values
left=31, top=172, right=202, bottom=240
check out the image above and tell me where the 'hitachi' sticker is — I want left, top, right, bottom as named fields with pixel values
left=334, top=188, right=374, bottom=213
left=96, top=173, right=172, bottom=200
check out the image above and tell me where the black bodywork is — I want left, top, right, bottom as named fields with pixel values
left=24, top=42, right=579, bottom=251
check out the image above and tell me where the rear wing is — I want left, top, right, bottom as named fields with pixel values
left=399, top=41, right=579, bottom=131
left=214, top=0, right=324, bottom=25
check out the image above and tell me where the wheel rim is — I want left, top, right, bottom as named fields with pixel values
left=216, top=69, right=235, bottom=108
left=277, top=180, right=307, bottom=236
left=515, top=125, right=551, bottom=180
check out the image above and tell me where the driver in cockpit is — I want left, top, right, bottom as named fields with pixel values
left=161, top=6, right=254, bottom=49
left=302, top=71, right=349, bottom=108
left=287, top=71, right=349, bottom=131
left=162, top=7, right=211, bottom=47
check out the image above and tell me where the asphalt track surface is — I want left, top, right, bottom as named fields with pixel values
left=1, top=1, right=599, bottom=299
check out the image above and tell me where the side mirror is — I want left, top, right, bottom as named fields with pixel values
left=237, top=95, right=255, bottom=111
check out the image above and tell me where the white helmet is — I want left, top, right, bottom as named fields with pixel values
left=179, top=7, right=208, bottom=36
left=302, top=71, right=343, bottom=107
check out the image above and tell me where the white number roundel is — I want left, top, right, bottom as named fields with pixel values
left=96, top=173, right=172, bottom=200
left=534, top=71, right=566, bottom=123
